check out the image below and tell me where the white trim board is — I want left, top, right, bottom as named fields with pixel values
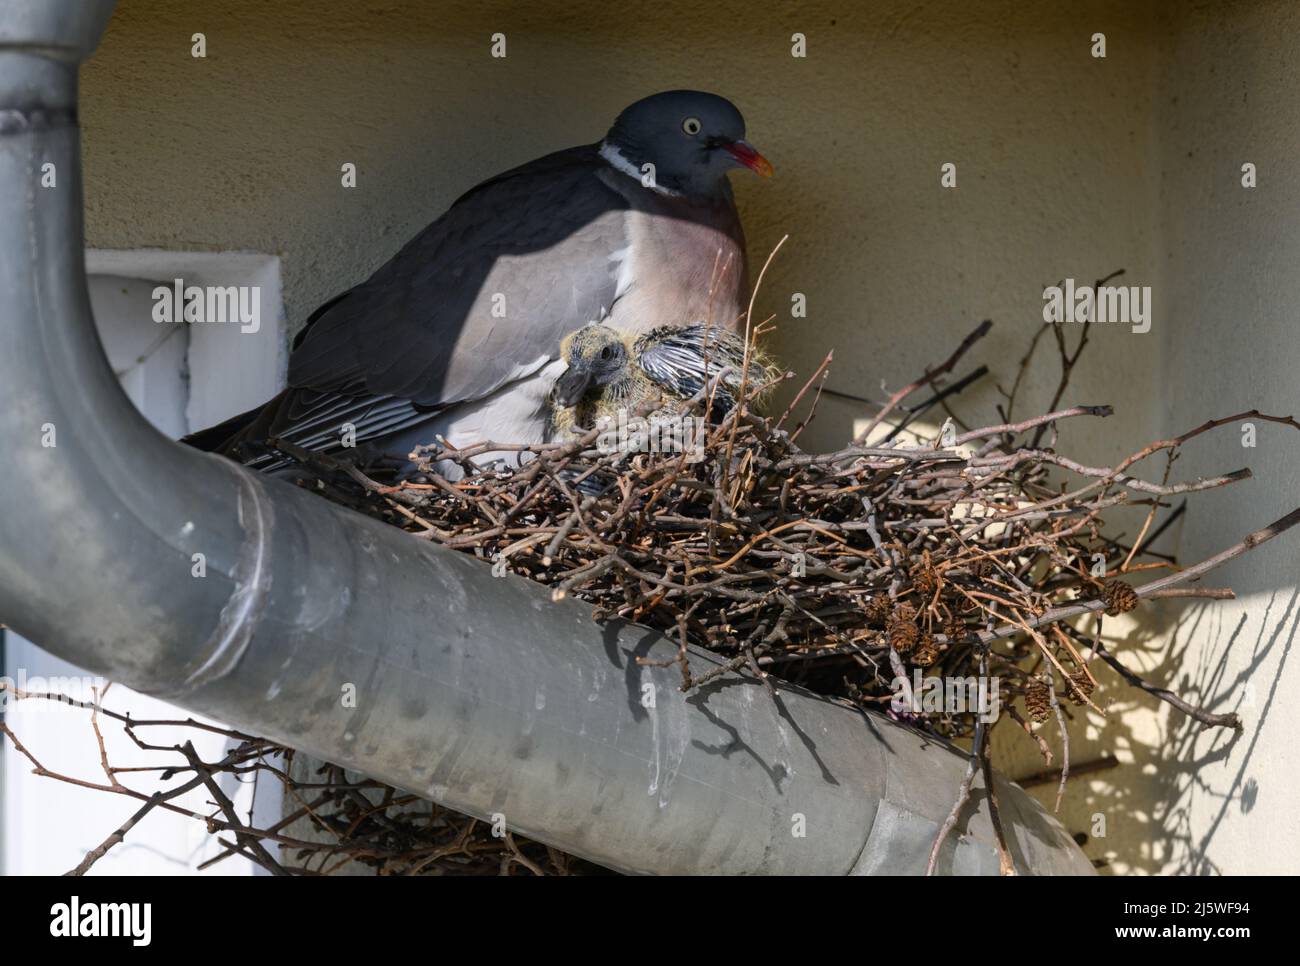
left=86, top=248, right=288, bottom=429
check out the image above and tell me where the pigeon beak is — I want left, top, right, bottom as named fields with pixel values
left=555, top=368, right=593, bottom=408
left=724, top=140, right=774, bottom=178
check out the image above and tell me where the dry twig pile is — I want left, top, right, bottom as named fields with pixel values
left=304, top=313, right=1297, bottom=744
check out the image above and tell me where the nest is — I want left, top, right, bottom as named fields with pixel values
left=291, top=314, right=1295, bottom=748
left=8, top=278, right=1299, bottom=875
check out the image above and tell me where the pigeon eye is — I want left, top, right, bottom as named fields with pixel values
left=600, top=346, right=614, bottom=360
left=682, top=116, right=702, bottom=136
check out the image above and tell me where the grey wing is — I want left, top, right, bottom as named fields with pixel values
left=636, top=325, right=754, bottom=403
left=288, top=145, right=629, bottom=418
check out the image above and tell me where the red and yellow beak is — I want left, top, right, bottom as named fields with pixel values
left=724, top=140, right=775, bottom=178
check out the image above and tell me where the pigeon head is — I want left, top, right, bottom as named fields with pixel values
left=601, top=90, right=773, bottom=200
left=555, top=323, right=630, bottom=408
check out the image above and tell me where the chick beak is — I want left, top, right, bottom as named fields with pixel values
left=555, top=367, right=593, bottom=408
left=724, top=140, right=774, bottom=178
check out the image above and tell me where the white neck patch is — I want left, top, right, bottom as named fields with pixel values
left=598, top=140, right=683, bottom=198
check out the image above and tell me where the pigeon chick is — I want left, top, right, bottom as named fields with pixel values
left=548, top=322, right=779, bottom=438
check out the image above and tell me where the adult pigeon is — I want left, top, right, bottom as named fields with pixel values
left=186, top=90, right=773, bottom=476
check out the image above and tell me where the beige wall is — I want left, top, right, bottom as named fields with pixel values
left=998, top=0, right=1300, bottom=877
left=77, top=0, right=1298, bottom=873
left=80, top=0, right=1167, bottom=466
left=1148, top=0, right=1300, bottom=874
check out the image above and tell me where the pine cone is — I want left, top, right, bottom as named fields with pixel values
left=887, top=605, right=921, bottom=656
left=1025, top=678, right=1052, bottom=722
left=910, top=551, right=939, bottom=598
left=912, top=634, right=940, bottom=667
left=1102, top=579, right=1139, bottom=616
left=1068, top=669, right=1096, bottom=706
left=864, top=595, right=891, bottom=626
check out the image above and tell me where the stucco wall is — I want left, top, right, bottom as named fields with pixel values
left=1148, top=0, right=1300, bottom=874
left=80, top=0, right=1166, bottom=462
left=74, top=0, right=1298, bottom=873
left=997, top=0, right=1300, bottom=878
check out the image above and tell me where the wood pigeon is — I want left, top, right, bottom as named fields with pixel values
left=547, top=322, right=779, bottom=437
left=186, top=90, right=773, bottom=476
